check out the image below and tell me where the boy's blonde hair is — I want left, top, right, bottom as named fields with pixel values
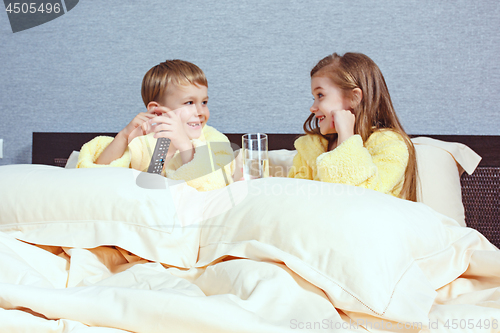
left=141, top=59, right=208, bottom=107
left=304, top=52, right=418, bottom=202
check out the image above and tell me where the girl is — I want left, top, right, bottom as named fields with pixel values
left=288, top=52, right=417, bottom=201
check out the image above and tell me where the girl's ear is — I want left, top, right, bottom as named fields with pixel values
left=350, top=88, right=363, bottom=109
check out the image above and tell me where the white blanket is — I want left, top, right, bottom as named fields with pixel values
left=0, top=165, right=499, bottom=332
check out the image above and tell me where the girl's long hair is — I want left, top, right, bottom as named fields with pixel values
left=304, top=52, right=417, bottom=201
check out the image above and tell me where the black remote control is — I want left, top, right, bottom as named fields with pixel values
left=147, top=138, right=171, bottom=174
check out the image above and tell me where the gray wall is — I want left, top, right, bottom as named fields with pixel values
left=1, top=0, right=499, bottom=165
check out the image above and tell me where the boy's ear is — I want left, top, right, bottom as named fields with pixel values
left=147, top=101, right=160, bottom=113
left=350, top=88, right=363, bottom=109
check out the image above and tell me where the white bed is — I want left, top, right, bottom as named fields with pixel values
left=0, top=137, right=499, bottom=332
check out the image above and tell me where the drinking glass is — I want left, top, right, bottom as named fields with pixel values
left=242, top=133, right=269, bottom=179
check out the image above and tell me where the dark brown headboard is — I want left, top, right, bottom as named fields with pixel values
left=32, top=132, right=500, bottom=166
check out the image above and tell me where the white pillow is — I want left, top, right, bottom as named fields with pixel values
left=64, top=151, right=80, bottom=169
left=0, top=165, right=199, bottom=267
left=412, top=137, right=481, bottom=227
left=269, top=149, right=296, bottom=177
left=234, top=148, right=296, bottom=179
left=267, top=137, right=482, bottom=226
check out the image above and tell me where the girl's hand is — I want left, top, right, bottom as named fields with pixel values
left=331, top=109, right=355, bottom=145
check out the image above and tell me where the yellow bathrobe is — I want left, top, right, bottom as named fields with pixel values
left=288, top=129, right=409, bottom=198
left=77, top=125, right=234, bottom=192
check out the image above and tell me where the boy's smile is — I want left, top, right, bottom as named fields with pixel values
left=176, top=105, right=202, bottom=140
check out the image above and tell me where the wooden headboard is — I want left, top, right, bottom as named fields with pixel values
left=32, top=132, right=499, bottom=247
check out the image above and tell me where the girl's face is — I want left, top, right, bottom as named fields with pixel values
left=310, top=76, right=352, bottom=135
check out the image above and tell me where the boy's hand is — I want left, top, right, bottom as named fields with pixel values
left=232, top=150, right=244, bottom=181
left=148, top=106, right=193, bottom=152
left=121, top=110, right=157, bottom=144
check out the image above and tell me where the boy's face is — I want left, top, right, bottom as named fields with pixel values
left=161, top=83, right=210, bottom=128
left=171, top=105, right=203, bottom=140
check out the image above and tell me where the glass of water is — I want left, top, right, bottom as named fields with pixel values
left=242, top=133, right=269, bottom=180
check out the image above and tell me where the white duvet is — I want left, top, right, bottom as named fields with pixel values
left=0, top=165, right=499, bottom=332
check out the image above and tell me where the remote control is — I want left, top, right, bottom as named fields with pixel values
left=147, top=138, right=171, bottom=174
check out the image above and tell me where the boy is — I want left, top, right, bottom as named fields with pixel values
left=77, top=60, right=235, bottom=191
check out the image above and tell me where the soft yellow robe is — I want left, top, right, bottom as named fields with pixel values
left=288, top=130, right=409, bottom=198
left=77, top=125, right=234, bottom=192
